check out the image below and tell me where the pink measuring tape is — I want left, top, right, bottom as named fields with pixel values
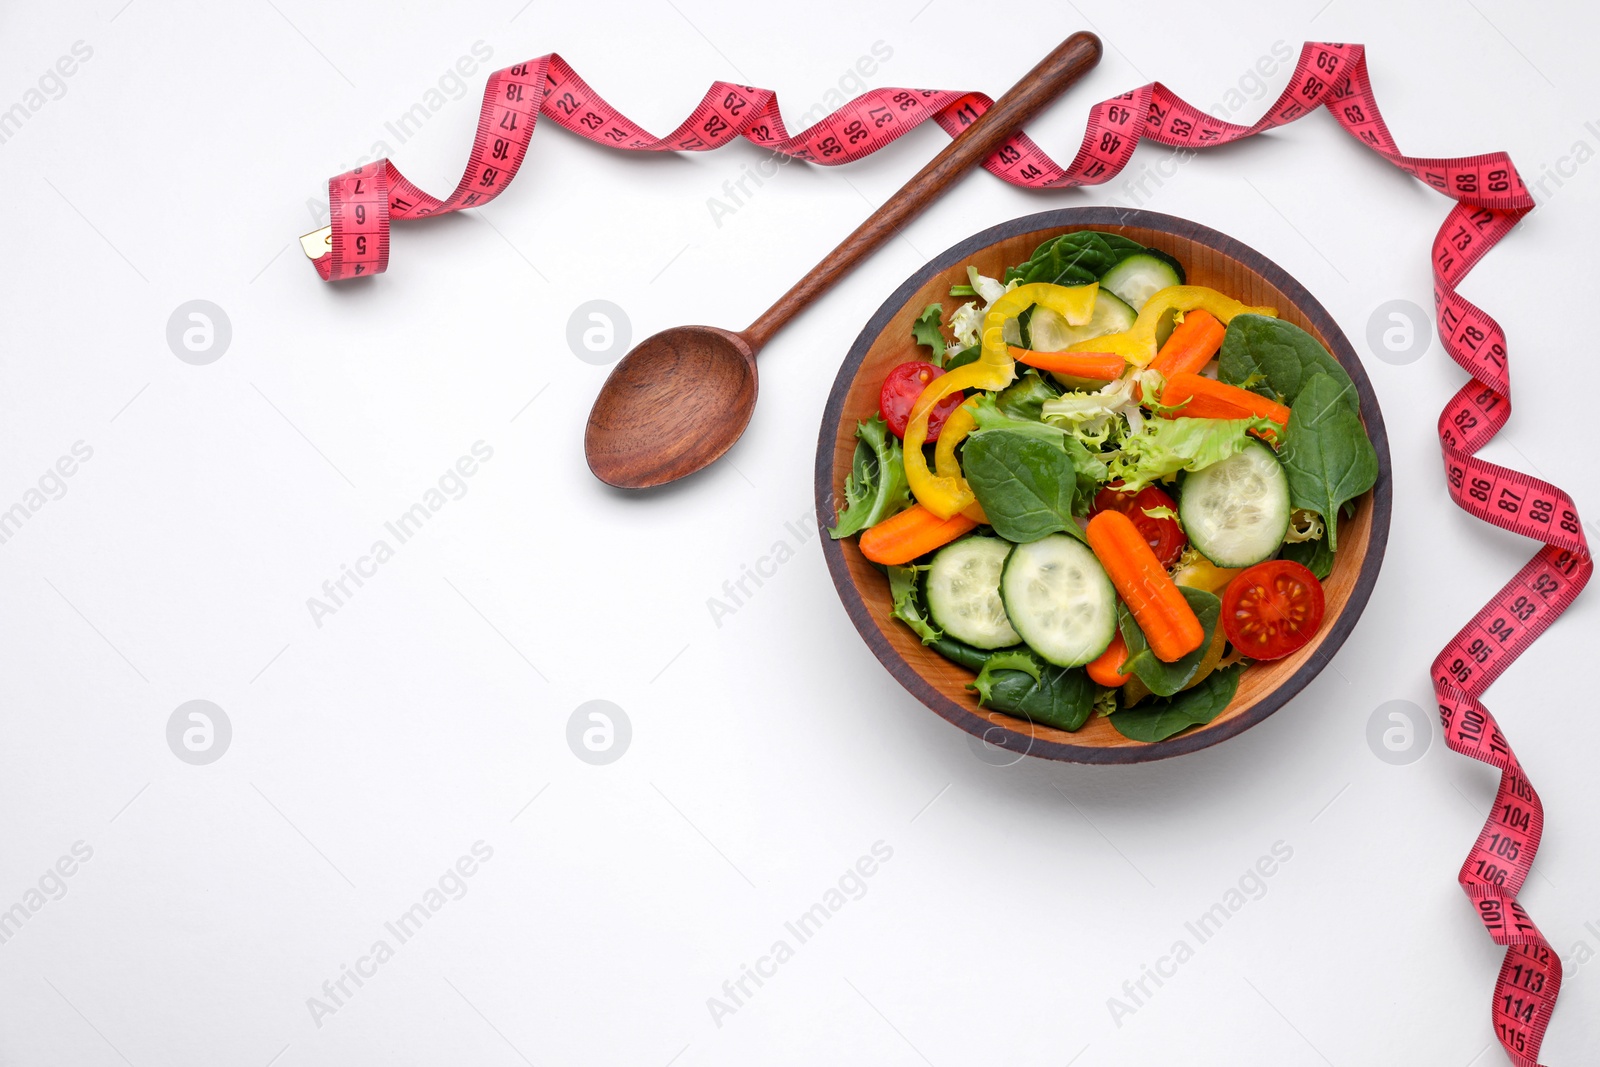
left=305, top=42, right=1589, bottom=1063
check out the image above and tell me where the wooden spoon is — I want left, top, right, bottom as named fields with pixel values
left=584, top=31, right=1103, bottom=489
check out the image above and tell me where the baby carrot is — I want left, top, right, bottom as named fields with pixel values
left=1008, top=346, right=1126, bottom=382
left=1086, top=511, right=1204, bottom=663
left=1159, top=372, right=1291, bottom=442
left=1086, top=631, right=1132, bottom=687
left=1149, top=309, right=1226, bottom=377
left=858, top=504, right=979, bottom=565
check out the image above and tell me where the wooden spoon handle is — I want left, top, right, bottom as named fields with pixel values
left=741, top=31, right=1103, bottom=351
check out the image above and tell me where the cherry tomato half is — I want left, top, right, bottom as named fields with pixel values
left=879, top=361, right=964, bottom=440
left=1089, top=483, right=1187, bottom=568
left=1220, top=560, right=1326, bottom=661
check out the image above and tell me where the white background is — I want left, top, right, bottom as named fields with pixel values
left=1, top=1, right=1596, bottom=1064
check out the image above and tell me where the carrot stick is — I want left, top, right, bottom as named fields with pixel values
left=1149, top=309, right=1226, bottom=377
left=858, top=504, right=979, bottom=565
left=1009, top=346, right=1126, bottom=381
left=1086, top=632, right=1132, bottom=687
left=1086, top=511, right=1204, bottom=662
left=1159, top=372, right=1291, bottom=443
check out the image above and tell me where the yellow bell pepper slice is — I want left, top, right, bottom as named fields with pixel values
left=1067, top=285, right=1277, bottom=366
left=933, top=401, right=976, bottom=490
left=930, top=400, right=989, bottom=523
left=1171, top=548, right=1242, bottom=594
left=900, top=364, right=991, bottom=519
left=904, top=283, right=1097, bottom=518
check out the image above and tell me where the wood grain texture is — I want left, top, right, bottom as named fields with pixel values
left=815, top=208, right=1392, bottom=763
left=584, top=325, right=759, bottom=488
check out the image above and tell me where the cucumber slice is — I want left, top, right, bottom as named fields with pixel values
left=1141, top=247, right=1187, bottom=281
left=925, top=537, right=1020, bottom=650
left=1028, top=290, right=1138, bottom=352
left=1021, top=305, right=1067, bottom=351
left=1031, top=292, right=1138, bottom=389
left=999, top=534, right=1118, bottom=667
left=1099, top=252, right=1184, bottom=312
left=1178, top=439, right=1291, bottom=568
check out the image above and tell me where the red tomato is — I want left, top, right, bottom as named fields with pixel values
left=1089, top=483, right=1187, bottom=568
left=879, top=361, right=964, bottom=440
left=1221, top=560, right=1326, bottom=661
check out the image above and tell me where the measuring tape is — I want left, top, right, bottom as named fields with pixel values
left=305, top=42, right=1589, bottom=1063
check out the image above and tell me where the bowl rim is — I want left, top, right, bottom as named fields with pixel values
left=814, top=206, right=1392, bottom=763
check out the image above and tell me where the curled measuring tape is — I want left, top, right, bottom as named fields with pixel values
left=305, top=42, right=1589, bottom=1063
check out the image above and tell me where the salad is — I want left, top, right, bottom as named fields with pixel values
left=829, top=231, right=1379, bottom=743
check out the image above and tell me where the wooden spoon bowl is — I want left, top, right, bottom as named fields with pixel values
left=585, top=327, right=757, bottom=489
left=815, top=207, right=1392, bottom=763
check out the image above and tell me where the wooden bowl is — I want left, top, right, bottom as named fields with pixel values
left=815, top=208, right=1391, bottom=763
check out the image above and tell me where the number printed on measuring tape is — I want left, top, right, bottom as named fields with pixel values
left=307, top=42, right=1589, bottom=1064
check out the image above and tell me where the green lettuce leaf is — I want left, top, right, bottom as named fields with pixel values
left=994, top=370, right=1062, bottom=422
left=887, top=564, right=941, bottom=643
left=1107, top=416, right=1274, bottom=491
left=1038, top=374, right=1149, bottom=451
left=966, top=266, right=1011, bottom=305
left=827, top=415, right=912, bottom=539
left=911, top=303, right=947, bottom=364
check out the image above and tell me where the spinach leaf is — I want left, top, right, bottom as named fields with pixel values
left=990, top=664, right=1096, bottom=732
left=1219, top=316, right=1377, bottom=552
left=827, top=415, right=912, bottom=539
left=1108, top=664, right=1243, bottom=742
left=1008, top=230, right=1149, bottom=287
left=963, top=429, right=1085, bottom=543
left=928, top=634, right=995, bottom=673
left=1116, top=586, right=1222, bottom=697
left=1218, top=314, right=1355, bottom=405
left=887, top=565, right=940, bottom=643
left=924, top=637, right=1096, bottom=732
left=911, top=303, right=947, bottom=364
left=1278, top=372, right=1378, bottom=551
left=1280, top=535, right=1335, bottom=579
left=969, top=395, right=1106, bottom=507
left=995, top=370, right=1062, bottom=422
left=969, top=649, right=1096, bottom=731
left=944, top=343, right=981, bottom=371
left=970, top=648, right=1041, bottom=696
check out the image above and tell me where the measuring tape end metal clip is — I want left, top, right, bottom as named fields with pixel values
left=300, top=226, right=332, bottom=262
